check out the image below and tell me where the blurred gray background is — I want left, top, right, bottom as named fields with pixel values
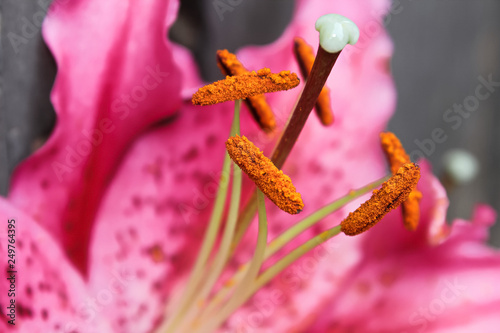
left=1, top=0, right=499, bottom=245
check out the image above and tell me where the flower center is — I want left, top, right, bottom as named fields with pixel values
left=156, top=13, right=420, bottom=333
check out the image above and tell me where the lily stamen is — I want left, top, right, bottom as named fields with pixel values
left=226, top=134, right=304, bottom=214
left=231, top=13, right=360, bottom=252
left=217, top=49, right=277, bottom=132
left=168, top=13, right=419, bottom=333
left=192, top=68, right=299, bottom=105
left=380, top=132, right=423, bottom=230
left=341, top=163, right=421, bottom=236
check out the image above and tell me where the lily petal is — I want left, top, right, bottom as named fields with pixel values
left=87, top=102, right=238, bottom=331
left=9, top=0, right=184, bottom=275
left=0, top=199, right=113, bottom=332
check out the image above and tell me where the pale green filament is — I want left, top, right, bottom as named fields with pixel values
left=214, top=225, right=342, bottom=330
left=231, top=191, right=258, bottom=252
left=160, top=100, right=241, bottom=333
left=226, top=98, right=255, bottom=254
left=252, top=225, right=342, bottom=298
left=173, top=100, right=243, bottom=332
left=194, top=176, right=388, bottom=322
left=265, top=175, right=389, bottom=258
left=198, top=190, right=269, bottom=333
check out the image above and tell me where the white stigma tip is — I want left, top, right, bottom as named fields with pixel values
left=315, top=14, right=359, bottom=53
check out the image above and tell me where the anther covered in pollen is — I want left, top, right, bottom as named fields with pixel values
left=380, top=132, right=412, bottom=174
left=192, top=68, right=300, bottom=106
left=341, top=163, right=421, bottom=236
left=217, top=50, right=276, bottom=132
left=380, top=132, right=423, bottom=231
left=293, top=37, right=334, bottom=126
left=226, top=135, right=304, bottom=214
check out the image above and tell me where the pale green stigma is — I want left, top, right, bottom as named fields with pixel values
left=315, top=13, right=360, bottom=53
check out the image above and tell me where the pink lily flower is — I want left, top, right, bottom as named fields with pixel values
left=1, top=0, right=499, bottom=333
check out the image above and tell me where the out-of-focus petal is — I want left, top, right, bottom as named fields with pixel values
left=172, top=44, right=204, bottom=99
left=0, top=199, right=112, bottom=332
left=87, top=102, right=235, bottom=331
left=8, top=0, right=184, bottom=274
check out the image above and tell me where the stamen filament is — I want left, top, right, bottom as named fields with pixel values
left=202, top=225, right=342, bottom=332
left=231, top=99, right=242, bottom=136
left=199, top=190, right=269, bottom=333
left=160, top=101, right=242, bottom=333
left=173, top=100, right=243, bottom=332
left=199, top=175, right=389, bottom=324
left=231, top=192, right=258, bottom=253
left=254, top=224, right=342, bottom=298
left=265, top=175, right=389, bottom=257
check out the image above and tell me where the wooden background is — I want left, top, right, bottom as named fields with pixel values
left=1, top=0, right=499, bottom=245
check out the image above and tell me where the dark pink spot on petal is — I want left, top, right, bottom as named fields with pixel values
left=379, top=270, right=399, bottom=287
left=41, top=308, right=49, bottom=320
left=41, top=179, right=50, bottom=189
left=182, top=147, right=199, bottom=161
left=131, top=195, right=142, bottom=209
left=18, top=303, right=34, bottom=317
left=356, top=281, right=371, bottom=295
left=26, top=285, right=33, bottom=297
left=205, top=134, right=218, bottom=147
left=147, top=244, right=165, bottom=263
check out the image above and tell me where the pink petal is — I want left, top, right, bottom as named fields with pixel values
left=172, top=44, right=204, bottom=99
left=87, top=102, right=236, bottom=331
left=8, top=0, right=184, bottom=275
left=0, top=199, right=112, bottom=332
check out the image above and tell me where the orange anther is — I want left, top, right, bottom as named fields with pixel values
left=341, top=163, right=421, bottom=236
left=226, top=135, right=304, bottom=215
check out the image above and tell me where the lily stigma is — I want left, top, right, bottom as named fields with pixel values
left=156, top=14, right=420, bottom=333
